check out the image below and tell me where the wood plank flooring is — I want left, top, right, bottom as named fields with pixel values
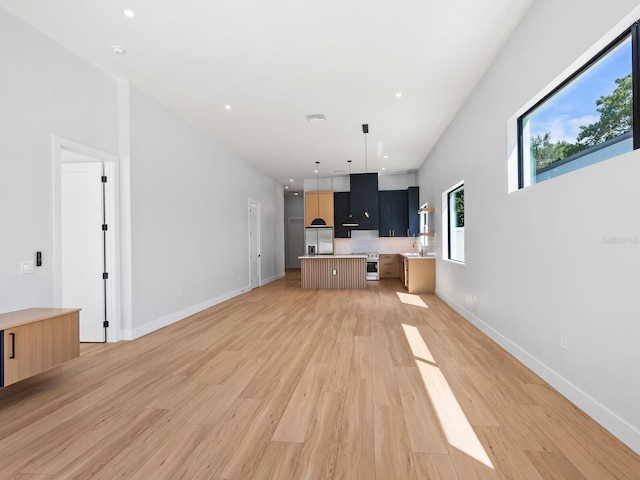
left=1, top=270, right=639, bottom=479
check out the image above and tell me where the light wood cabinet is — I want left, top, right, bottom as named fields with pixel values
left=379, top=254, right=399, bottom=278
left=305, top=191, right=334, bottom=227
left=1, top=308, right=80, bottom=388
left=399, top=255, right=435, bottom=294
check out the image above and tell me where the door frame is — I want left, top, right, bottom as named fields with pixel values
left=248, top=200, right=261, bottom=289
left=52, top=135, right=122, bottom=342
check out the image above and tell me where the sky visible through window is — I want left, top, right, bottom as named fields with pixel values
left=529, top=37, right=632, bottom=143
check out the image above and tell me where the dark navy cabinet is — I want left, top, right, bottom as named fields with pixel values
left=333, top=192, right=351, bottom=238
left=407, top=186, right=420, bottom=237
left=379, top=190, right=408, bottom=237
left=349, top=173, right=379, bottom=230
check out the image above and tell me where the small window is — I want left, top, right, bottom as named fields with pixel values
left=443, top=182, right=465, bottom=263
left=518, top=29, right=634, bottom=188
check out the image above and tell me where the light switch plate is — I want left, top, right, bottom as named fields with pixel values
left=21, top=261, right=34, bottom=274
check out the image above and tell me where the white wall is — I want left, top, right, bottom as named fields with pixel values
left=0, top=8, right=118, bottom=311
left=418, top=0, right=640, bottom=453
left=126, top=85, right=285, bottom=337
left=0, top=7, right=286, bottom=341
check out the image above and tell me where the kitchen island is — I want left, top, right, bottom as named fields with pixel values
left=299, top=255, right=367, bottom=289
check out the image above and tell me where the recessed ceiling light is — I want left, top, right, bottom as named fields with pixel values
left=112, top=45, right=126, bottom=55
left=382, top=167, right=386, bottom=171
left=289, top=179, right=294, bottom=182
left=123, top=9, right=136, bottom=18
left=285, top=185, right=289, bottom=189
left=224, top=104, right=231, bottom=110
left=384, top=155, right=388, bottom=159
left=395, top=92, right=403, bottom=98
left=294, top=192, right=299, bottom=196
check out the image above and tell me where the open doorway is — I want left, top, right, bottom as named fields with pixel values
left=53, top=136, right=121, bottom=342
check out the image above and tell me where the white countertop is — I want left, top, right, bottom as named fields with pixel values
left=299, top=254, right=367, bottom=259
left=399, top=253, right=437, bottom=260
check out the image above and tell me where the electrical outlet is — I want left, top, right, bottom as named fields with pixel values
left=560, top=334, right=568, bottom=350
left=21, top=261, right=34, bottom=274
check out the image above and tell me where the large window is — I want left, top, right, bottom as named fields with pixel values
left=444, top=182, right=465, bottom=263
left=518, top=25, right=637, bottom=188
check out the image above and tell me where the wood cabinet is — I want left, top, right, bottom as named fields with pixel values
left=305, top=191, right=334, bottom=227
left=378, top=187, right=419, bottom=237
left=333, top=191, right=351, bottom=238
left=349, top=173, right=379, bottom=230
left=379, top=190, right=408, bottom=237
left=379, top=254, right=399, bottom=278
left=1, top=308, right=80, bottom=388
left=407, top=186, right=420, bottom=237
left=399, top=255, right=435, bottom=294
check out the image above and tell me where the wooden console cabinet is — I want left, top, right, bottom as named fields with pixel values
left=0, top=308, right=80, bottom=388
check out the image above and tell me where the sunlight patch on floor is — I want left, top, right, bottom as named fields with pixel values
left=402, top=324, right=494, bottom=469
left=401, top=324, right=436, bottom=363
left=396, top=292, right=429, bottom=308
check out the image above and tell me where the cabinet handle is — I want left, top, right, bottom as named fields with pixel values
left=9, top=332, right=15, bottom=359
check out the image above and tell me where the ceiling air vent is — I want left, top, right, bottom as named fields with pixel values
left=305, top=113, right=327, bottom=122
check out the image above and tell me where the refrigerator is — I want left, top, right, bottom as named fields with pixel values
left=305, top=227, right=334, bottom=255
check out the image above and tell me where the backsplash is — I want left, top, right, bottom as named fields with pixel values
left=334, top=232, right=419, bottom=254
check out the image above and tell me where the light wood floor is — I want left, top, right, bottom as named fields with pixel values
left=1, top=271, right=639, bottom=479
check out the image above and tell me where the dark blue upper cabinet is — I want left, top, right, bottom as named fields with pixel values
left=349, top=173, right=379, bottom=230
left=407, top=186, right=420, bottom=237
left=333, top=191, right=351, bottom=238
left=379, top=190, right=408, bottom=237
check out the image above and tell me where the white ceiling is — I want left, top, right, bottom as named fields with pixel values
left=0, top=0, right=534, bottom=192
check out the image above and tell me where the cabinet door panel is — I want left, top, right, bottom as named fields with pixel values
left=3, top=313, right=79, bottom=387
left=305, top=192, right=334, bottom=227
left=333, top=192, right=351, bottom=238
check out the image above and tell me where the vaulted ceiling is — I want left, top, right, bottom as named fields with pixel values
left=0, top=0, right=534, bottom=191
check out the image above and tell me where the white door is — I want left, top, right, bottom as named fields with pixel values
left=249, top=201, right=261, bottom=289
left=61, top=162, right=105, bottom=342
left=286, top=218, right=304, bottom=269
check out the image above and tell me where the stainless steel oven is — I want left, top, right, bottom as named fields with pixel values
left=352, top=252, right=379, bottom=281
left=366, top=252, right=379, bottom=281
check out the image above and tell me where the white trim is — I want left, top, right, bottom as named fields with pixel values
left=128, top=272, right=286, bottom=340
left=249, top=200, right=261, bottom=288
left=52, top=135, right=122, bottom=342
left=435, top=288, right=640, bottom=455
left=117, top=78, right=133, bottom=341
left=130, top=287, right=248, bottom=339
left=442, top=180, right=465, bottom=263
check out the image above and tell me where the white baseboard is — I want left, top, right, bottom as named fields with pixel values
left=130, top=286, right=249, bottom=340
left=262, top=271, right=286, bottom=284
left=436, top=288, right=640, bottom=455
left=124, top=271, right=287, bottom=341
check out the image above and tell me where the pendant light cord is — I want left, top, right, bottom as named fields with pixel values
left=364, top=132, right=368, bottom=173
left=316, top=161, right=320, bottom=215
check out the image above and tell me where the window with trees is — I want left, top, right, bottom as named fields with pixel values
left=444, top=182, right=465, bottom=263
left=518, top=25, right=636, bottom=188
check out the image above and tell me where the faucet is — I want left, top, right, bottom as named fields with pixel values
left=412, top=240, right=422, bottom=255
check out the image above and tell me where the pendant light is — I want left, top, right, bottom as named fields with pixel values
left=342, top=160, right=359, bottom=227
left=362, top=124, right=370, bottom=219
left=310, top=161, right=327, bottom=226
